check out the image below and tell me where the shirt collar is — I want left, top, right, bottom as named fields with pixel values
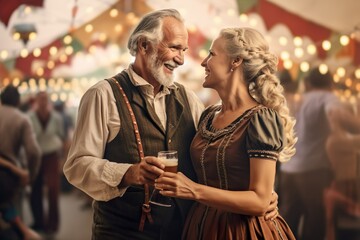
left=126, top=64, right=178, bottom=94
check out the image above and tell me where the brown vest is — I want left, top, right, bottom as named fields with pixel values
left=93, top=71, right=197, bottom=237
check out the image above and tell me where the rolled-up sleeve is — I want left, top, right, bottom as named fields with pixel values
left=63, top=81, right=132, bottom=201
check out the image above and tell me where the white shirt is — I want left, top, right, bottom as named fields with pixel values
left=28, top=110, right=64, bottom=155
left=63, top=65, right=204, bottom=201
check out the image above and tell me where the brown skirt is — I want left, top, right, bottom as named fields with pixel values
left=182, top=203, right=295, bottom=240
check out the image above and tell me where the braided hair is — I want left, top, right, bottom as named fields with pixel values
left=220, top=27, right=297, bottom=162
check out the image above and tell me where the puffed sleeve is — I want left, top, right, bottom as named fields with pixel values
left=245, top=107, right=285, bottom=161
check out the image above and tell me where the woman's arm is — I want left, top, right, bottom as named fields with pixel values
left=157, top=157, right=276, bottom=216
left=0, top=158, right=29, bottom=186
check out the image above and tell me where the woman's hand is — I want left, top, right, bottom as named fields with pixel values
left=155, top=172, right=198, bottom=200
left=264, top=191, right=279, bottom=220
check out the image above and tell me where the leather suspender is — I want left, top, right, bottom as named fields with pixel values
left=110, top=77, right=153, bottom=231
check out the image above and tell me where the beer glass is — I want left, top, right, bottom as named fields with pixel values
left=149, top=150, right=178, bottom=207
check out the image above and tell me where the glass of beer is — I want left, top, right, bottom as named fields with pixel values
left=149, top=150, right=178, bottom=207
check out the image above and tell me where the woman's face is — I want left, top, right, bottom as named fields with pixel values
left=201, top=35, right=232, bottom=90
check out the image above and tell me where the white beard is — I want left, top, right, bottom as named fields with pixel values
left=147, top=51, right=175, bottom=87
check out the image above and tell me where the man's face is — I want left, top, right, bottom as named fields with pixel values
left=37, top=92, right=49, bottom=109
left=146, top=17, right=188, bottom=87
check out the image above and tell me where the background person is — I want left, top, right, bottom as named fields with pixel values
left=0, top=157, right=42, bottom=240
left=279, top=67, right=341, bottom=240
left=324, top=104, right=360, bottom=240
left=0, top=85, right=41, bottom=206
left=28, top=91, right=64, bottom=234
left=0, top=84, right=41, bottom=238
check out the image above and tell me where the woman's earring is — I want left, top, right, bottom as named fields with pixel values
left=230, top=68, right=234, bottom=72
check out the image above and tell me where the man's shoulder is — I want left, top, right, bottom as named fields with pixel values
left=89, top=79, right=111, bottom=90
left=0, top=106, right=30, bottom=126
left=79, top=79, right=115, bottom=106
left=1, top=106, right=27, bottom=119
left=83, top=80, right=113, bottom=97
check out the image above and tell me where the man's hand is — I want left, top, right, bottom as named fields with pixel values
left=120, top=156, right=165, bottom=187
left=17, top=168, right=30, bottom=186
left=264, top=191, right=279, bottom=220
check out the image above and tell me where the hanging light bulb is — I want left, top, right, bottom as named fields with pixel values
left=11, top=23, right=37, bottom=46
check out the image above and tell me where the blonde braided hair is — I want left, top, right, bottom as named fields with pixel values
left=220, top=27, right=297, bottom=162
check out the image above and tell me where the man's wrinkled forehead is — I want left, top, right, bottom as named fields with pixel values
left=160, top=17, right=188, bottom=46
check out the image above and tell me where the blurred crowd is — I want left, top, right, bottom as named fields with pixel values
left=0, top=87, right=76, bottom=240
left=277, top=68, right=360, bottom=240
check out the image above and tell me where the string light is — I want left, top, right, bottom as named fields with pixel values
left=279, top=36, right=288, bottom=46
left=294, top=47, right=304, bottom=58
left=280, top=51, right=290, bottom=60
left=333, top=74, right=341, bottom=83
left=47, top=60, right=55, bottom=69
left=355, top=69, right=360, bottom=79
left=20, top=49, right=29, bottom=58
left=110, top=9, right=119, bottom=18
left=300, top=62, right=310, bottom=72
left=0, top=50, right=8, bottom=60
left=307, top=44, right=317, bottom=55
left=115, top=24, right=123, bottom=33
left=13, top=78, right=20, bottom=87
left=33, top=48, right=41, bottom=57
left=59, top=54, right=68, bottom=63
left=99, top=33, right=107, bottom=42
left=36, top=67, right=44, bottom=76
left=1, top=6, right=358, bottom=102
left=283, top=59, right=293, bottom=69
left=63, top=35, right=73, bottom=44
left=319, top=64, right=328, bottom=74
left=336, top=67, right=346, bottom=78
left=345, top=78, right=352, bottom=87
left=322, top=40, right=331, bottom=51
left=293, top=36, right=303, bottom=46
left=65, top=46, right=74, bottom=55
left=239, top=14, right=248, bottom=22
left=339, top=35, right=350, bottom=46
left=85, top=24, right=93, bottom=33
left=49, top=46, right=58, bottom=56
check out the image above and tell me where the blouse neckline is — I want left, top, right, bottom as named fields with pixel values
left=200, top=105, right=263, bottom=140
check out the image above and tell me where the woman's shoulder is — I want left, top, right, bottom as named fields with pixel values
left=250, top=105, right=280, bottom=122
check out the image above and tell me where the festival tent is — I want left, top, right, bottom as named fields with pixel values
left=0, top=0, right=359, bottom=103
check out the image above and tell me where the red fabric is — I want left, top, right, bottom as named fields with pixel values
left=0, top=0, right=44, bottom=26
left=251, top=0, right=360, bottom=65
left=14, top=38, right=69, bottom=78
left=248, top=0, right=332, bottom=60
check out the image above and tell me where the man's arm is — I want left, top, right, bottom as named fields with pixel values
left=0, top=157, right=29, bottom=186
left=63, top=82, right=132, bottom=201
